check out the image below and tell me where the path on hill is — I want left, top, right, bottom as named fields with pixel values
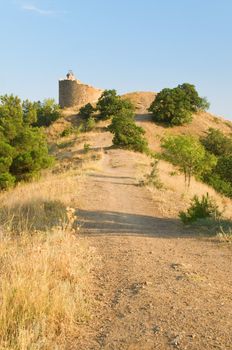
left=77, top=149, right=232, bottom=350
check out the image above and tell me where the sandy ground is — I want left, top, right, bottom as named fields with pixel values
left=76, top=148, right=232, bottom=350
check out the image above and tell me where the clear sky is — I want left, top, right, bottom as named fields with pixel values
left=0, top=0, right=231, bottom=119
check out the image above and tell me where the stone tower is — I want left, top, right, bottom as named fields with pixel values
left=59, top=71, right=103, bottom=108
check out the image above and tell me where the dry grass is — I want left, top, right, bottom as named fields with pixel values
left=0, top=230, right=92, bottom=349
left=0, top=170, right=94, bottom=349
left=144, top=160, right=232, bottom=220
left=0, top=171, right=81, bottom=210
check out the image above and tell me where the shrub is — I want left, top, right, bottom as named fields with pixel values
left=108, top=110, right=148, bottom=153
left=203, top=174, right=232, bottom=198
left=83, top=117, right=96, bottom=132
left=79, top=103, right=95, bottom=119
left=179, top=193, right=221, bottom=224
left=0, top=173, right=15, bottom=190
left=149, top=83, right=209, bottom=126
left=215, top=155, right=232, bottom=184
left=200, top=128, right=232, bottom=156
left=83, top=143, right=91, bottom=153
left=60, top=126, right=80, bottom=137
left=140, top=159, right=163, bottom=188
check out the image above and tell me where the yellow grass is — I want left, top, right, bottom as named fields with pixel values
left=0, top=170, right=93, bottom=349
left=146, top=160, right=232, bottom=219
left=0, top=230, right=92, bottom=349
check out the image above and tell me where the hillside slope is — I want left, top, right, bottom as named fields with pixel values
left=121, top=91, right=157, bottom=113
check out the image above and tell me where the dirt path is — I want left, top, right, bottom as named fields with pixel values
left=77, top=149, right=232, bottom=350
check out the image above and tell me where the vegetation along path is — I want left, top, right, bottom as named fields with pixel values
left=77, top=148, right=232, bottom=350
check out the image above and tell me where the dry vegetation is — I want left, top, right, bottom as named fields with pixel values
left=143, top=160, right=232, bottom=220
left=0, top=170, right=94, bottom=349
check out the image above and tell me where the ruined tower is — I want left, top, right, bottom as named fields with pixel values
left=59, top=71, right=103, bottom=108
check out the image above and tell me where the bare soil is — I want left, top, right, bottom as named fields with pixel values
left=76, top=148, right=232, bottom=350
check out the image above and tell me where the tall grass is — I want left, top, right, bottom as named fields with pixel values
left=0, top=171, right=93, bottom=349
left=0, top=230, right=92, bottom=349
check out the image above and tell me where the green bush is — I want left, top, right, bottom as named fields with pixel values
left=0, top=173, right=15, bottom=190
left=216, top=155, right=232, bottom=184
left=200, top=128, right=232, bottom=156
left=83, top=143, right=91, bottom=153
left=79, top=103, right=95, bottom=119
left=179, top=194, right=221, bottom=224
left=204, top=174, right=232, bottom=198
left=0, top=95, right=53, bottom=190
left=108, top=109, right=148, bottom=153
left=83, top=117, right=96, bottom=132
left=149, top=83, right=209, bottom=126
left=60, top=126, right=80, bottom=137
left=140, top=160, right=163, bottom=188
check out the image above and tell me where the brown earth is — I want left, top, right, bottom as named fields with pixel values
left=73, top=145, right=232, bottom=350
left=49, top=95, right=232, bottom=349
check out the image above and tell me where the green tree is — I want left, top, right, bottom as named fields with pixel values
left=0, top=95, right=23, bottom=140
left=200, top=128, right=232, bottom=156
left=79, top=103, right=95, bottom=119
left=96, top=90, right=135, bottom=119
left=108, top=109, right=148, bottom=153
left=34, top=99, right=61, bottom=127
left=10, top=128, right=52, bottom=181
left=161, top=135, right=217, bottom=186
left=22, top=100, right=38, bottom=125
left=0, top=95, right=53, bottom=189
left=149, top=84, right=209, bottom=126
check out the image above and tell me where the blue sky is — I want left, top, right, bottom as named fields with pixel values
left=0, top=0, right=231, bottom=119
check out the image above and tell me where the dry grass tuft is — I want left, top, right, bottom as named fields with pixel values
left=0, top=170, right=93, bottom=349
left=0, top=229, right=92, bottom=349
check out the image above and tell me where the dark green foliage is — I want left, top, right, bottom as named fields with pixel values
left=204, top=174, right=232, bottom=198
left=34, top=99, right=61, bottom=127
left=108, top=110, right=148, bottom=153
left=216, top=155, right=232, bottom=184
left=0, top=95, right=53, bottom=190
left=161, top=135, right=217, bottom=186
left=149, top=83, right=209, bottom=126
left=60, top=126, right=80, bottom=137
left=96, top=90, right=135, bottom=120
left=0, top=173, right=15, bottom=190
left=83, top=117, right=96, bottom=132
left=200, top=128, right=232, bottom=156
left=79, top=103, right=95, bottom=119
left=179, top=194, right=221, bottom=224
left=200, top=128, right=232, bottom=198
left=22, top=100, right=38, bottom=125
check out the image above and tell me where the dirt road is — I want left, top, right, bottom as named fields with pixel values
left=77, top=149, right=232, bottom=350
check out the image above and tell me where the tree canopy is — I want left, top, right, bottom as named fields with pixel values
left=97, top=90, right=135, bottom=120
left=161, top=135, right=216, bottom=186
left=149, top=83, right=209, bottom=126
left=0, top=95, right=53, bottom=190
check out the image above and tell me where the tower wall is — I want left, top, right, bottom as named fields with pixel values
left=59, top=79, right=103, bottom=108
